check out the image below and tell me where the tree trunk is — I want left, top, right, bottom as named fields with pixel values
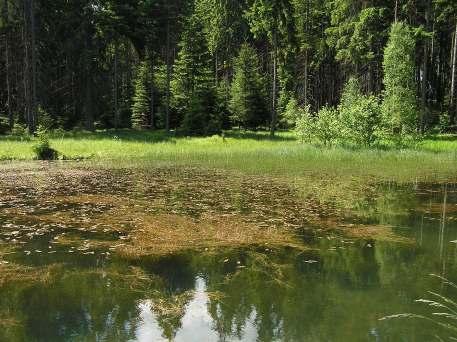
left=394, top=0, right=398, bottom=23
left=114, top=41, right=119, bottom=129
left=421, top=2, right=430, bottom=131
left=3, top=2, right=13, bottom=128
left=215, top=52, right=218, bottom=87
left=149, top=55, right=155, bottom=129
left=30, top=0, right=37, bottom=132
left=451, top=22, right=457, bottom=121
left=270, top=32, right=277, bottom=137
left=165, top=6, right=171, bottom=132
left=23, top=0, right=37, bottom=133
left=5, top=36, right=12, bottom=128
left=304, top=49, right=308, bottom=107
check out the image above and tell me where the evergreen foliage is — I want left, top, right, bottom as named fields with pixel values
left=0, top=0, right=455, bottom=141
left=131, top=60, right=151, bottom=129
left=172, top=15, right=218, bottom=135
left=230, top=43, right=268, bottom=129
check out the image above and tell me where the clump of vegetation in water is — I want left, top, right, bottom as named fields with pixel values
left=32, top=126, right=58, bottom=160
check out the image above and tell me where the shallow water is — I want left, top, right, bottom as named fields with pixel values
left=1, top=165, right=457, bottom=341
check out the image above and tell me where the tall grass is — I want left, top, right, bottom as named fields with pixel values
left=380, top=274, right=457, bottom=340
left=1, top=130, right=457, bottom=182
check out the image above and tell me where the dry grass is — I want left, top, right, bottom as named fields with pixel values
left=337, top=223, right=413, bottom=243
left=117, top=213, right=305, bottom=258
left=0, top=165, right=416, bottom=259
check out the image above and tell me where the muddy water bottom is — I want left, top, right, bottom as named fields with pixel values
left=1, top=163, right=457, bottom=341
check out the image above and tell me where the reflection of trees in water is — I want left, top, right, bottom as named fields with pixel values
left=2, top=210, right=457, bottom=342
left=0, top=271, right=142, bottom=341
left=139, top=254, right=197, bottom=340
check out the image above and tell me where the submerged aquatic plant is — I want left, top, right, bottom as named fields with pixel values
left=380, top=274, right=457, bottom=340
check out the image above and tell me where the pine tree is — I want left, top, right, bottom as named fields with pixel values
left=230, top=43, right=268, bottom=129
left=131, top=60, right=150, bottom=129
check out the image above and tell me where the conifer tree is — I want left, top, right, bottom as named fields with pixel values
left=131, top=60, right=150, bottom=129
left=171, top=14, right=217, bottom=135
left=230, top=43, right=268, bottom=129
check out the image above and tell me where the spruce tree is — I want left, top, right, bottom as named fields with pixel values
left=230, top=43, right=268, bottom=129
left=171, top=14, right=218, bottom=135
left=131, top=60, right=150, bottom=129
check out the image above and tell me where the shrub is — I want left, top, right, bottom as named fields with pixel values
left=32, top=126, right=58, bottom=160
left=315, top=106, right=341, bottom=146
left=11, top=122, right=30, bottom=140
left=294, top=104, right=315, bottom=143
left=339, top=80, right=382, bottom=146
left=284, top=97, right=300, bottom=126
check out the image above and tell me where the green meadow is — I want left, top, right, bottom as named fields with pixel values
left=1, top=130, right=457, bottom=182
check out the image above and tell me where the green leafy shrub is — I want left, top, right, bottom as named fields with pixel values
left=339, top=78, right=381, bottom=146
left=284, top=97, right=316, bottom=143
left=32, top=126, right=58, bottom=160
left=284, top=97, right=300, bottom=126
left=381, top=22, right=419, bottom=145
left=315, top=106, right=341, bottom=146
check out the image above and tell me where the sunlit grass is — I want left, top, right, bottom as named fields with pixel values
left=1, top=130, right=457, bottom=182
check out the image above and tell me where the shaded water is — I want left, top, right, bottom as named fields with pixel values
left=1, top=165, right=457, bottom=341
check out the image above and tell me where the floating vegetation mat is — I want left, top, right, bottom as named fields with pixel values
left=0, top=163, right=421, bottom=261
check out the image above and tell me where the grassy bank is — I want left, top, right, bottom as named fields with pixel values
left=1, top=130, right=457, bottom=182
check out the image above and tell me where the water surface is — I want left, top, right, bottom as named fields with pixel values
left=0, top=165, right=456, bottom=341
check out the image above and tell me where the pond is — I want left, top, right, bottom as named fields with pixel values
left=0, top=164, right=456, bottom=341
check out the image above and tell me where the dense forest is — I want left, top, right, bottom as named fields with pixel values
left=0, top=0, right=457, bottom=140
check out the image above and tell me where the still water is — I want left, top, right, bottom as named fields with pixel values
left=0, top=165, right=456, bottom=341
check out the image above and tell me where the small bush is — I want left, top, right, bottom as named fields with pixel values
left=315, top=106, right=341, bottom=146
left=340, top=97, right=382, bottom=147
left=338, top=78, right=382, bottom=147
left=11, top=122, right=30, bottom=140
left=33, top=126, right=58, bottom=160
left=294, top=104, right=315, bottom=143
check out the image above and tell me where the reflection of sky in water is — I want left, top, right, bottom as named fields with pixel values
left=134, top=277, right=258, bottom=342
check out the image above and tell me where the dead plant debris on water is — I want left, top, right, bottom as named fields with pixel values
left=0, top=164, right=415, bottom=257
